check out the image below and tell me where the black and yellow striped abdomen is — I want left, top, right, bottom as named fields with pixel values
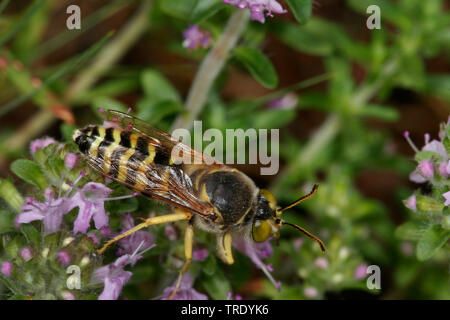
left=73, top=125, right=171, bottom=192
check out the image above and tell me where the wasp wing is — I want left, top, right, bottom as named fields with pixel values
left=104, top=109, right=221, bottom=166
left=83, top=146, right=217, bottom=220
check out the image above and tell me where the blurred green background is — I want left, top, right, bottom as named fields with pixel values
left=0, top=0, right=449, bottom=299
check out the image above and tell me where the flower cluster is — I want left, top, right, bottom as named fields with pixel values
left=182, top=25, right=212, bottom=51
left=400, top=119, right=450, bottom=260
left=223, top=0, right=287, bottom=23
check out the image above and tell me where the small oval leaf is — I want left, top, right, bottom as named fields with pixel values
left=11, top=159, right=47, bottom=190
left=417, top=225, right=450, bottom=261
left=234, top=47, right=278, bottom=89
left=286, top=0, right=312, bottom=25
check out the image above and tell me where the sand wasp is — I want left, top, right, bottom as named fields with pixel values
left=73, top=109, right=325, bottom=298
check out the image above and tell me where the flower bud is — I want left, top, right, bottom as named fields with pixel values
left=57, top=251, right=70, bottom=266
left=20, top=247, right=33, bottom=261
left=1, top=261, right=12, bottom=277
left=403, top=194, right=417, bottom=211
left=354, top=264, right=368, bottom=280
left=64, top=153, right=79, bottom=170
left=416, top=195, right=444, bottom=213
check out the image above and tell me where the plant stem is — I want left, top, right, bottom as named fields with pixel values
left=270, top=114, right=341, bottom=194
left=170, top=9, right=250, bottom=132
left=0, top=0, right=152, bottom=167
left=64, top=0, right=151, bottom=102
left=271, top=56, right=400, bottom=194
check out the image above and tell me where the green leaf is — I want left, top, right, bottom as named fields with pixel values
left=91, top=96, right=128, bottom=114
left=0, top=0, right=45, bottom=48
left=137, top=99, right=181, bottom=125
left=234, top=47, right=278, bottom=89
left=5, top=236, right=25, bottom=258
left=415, top=150, right=445, bottom=162
left=416, top=195, right=444, bottom=214
left=395, top=220, right=429, bottom=241
left=140, top=69, right=180, bottom=103
left=0, top=179, right=24, bottom=212
left=11, top=159, right=48, bottom=190
left=191, top=0, right=222, bottom=23
left=358, top=104, right=400, bottom=121
left=286, top=0, right=312, bottom=25
left=20, top=224, right=41, bottom=245
left=417, top=225, right=450, bottom=261
left=0, top=210, right=15, bottom=233
left=252, top=109, right=296, bottom=129
left=425, top=74, right=450, bottom=101
left=0, top=31, right=114, bottom=117
left=201, top=268, right=231, bottom=300
left=160, top=0, right=197, bottom=21
left=273, top=19, right=369, bottom=61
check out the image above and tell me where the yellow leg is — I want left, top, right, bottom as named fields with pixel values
left=217, top=231, right=234, bottom=265
left=169, top=221, right=194, bottom=300
left=97, top=211, right=191, bottom=254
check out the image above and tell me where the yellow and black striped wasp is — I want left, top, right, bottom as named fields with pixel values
left=73, top=109, right=325, bottom=297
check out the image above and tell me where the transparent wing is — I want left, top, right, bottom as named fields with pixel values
left=83, top=147, right=217, bottom=220
left=104, top=109, right=222, bottom=166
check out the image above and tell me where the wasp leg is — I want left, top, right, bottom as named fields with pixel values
left=217, top=231, right=234, bottom=265
left=169, top=220, right=194, bottom=300
left=97, top=211, right=192, bottom=254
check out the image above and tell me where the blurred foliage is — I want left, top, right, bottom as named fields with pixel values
left=0, top=0, right=449, bottom=300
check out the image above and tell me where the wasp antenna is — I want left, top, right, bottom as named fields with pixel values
left=282, top=221, right=325, bottom=253
left=279, top=184, right=319, bottom=213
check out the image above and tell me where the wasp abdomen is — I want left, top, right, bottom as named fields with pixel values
left=73, top=125, right=175, bottom=192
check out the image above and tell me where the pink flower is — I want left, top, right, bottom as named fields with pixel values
left=314, top=257, right=328, bottom=269
left=304, top=286, right=318, bottom=298
left=267, top=93, right=298, bottom=110
left=30, top=137, right=57, bottom=154
left=182, top=25, right=211, bottom=51
left=16, top=190, right=73, bottom=235
left=192, top=248, right=209, bottom=262
left=1, top=261, right=12, bottom=277
left=227, top=291, right=243, bottom=300
left=69, top=182, right=113, bottom=234
left=439, top=160, right=450, bottom=178
left=155, top=273, right=208, bottom=300
left=93, top=243, right=154, bottom=300
left=165, top=224, right=177, bottom=240
left=354, top=264, right=368, bottom=280
left=20, top=247, right=33, bottom=261
left=293, top=237, right=304, bottom=250
left=233, top=237, right=279, bottom=290
left=404, top=131, right=448, bottom=183
left=93, top=255, right=133, bottom=300
left=64, top=153, right=79, bottom=170
left=403, top=194, right=417, bottom=211
left=57, top=251, right=71, bottom=266
left=401, top=242, right=413, bottom=256
left=116, top=213, right=155, bottom=266
left=418, top=160, right=434, bottom=179
left=223, top=0, right=287, bottom=23
left=61, top=291, right=75, bottom=300
left=443, top=191, right=450, bottom=206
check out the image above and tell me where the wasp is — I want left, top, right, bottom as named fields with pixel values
left=73, top=109, right=325, bottom=298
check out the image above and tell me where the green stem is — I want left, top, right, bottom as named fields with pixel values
left=270, top=114, right=341, bottom=194
left=65, top=0, right=151, bottom=102
left=170, top=9, right=250, bottom=132
left=0, top=0, right=152, bottom=167
left=271, top=56, right=400, bottom=194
